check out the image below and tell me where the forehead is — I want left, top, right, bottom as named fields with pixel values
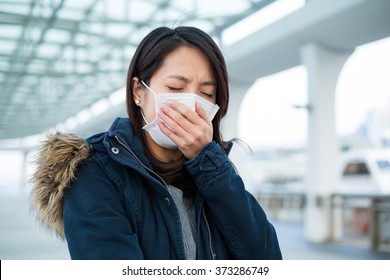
left=155, top=45, right=215, bottom=80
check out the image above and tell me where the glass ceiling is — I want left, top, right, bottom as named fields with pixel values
left=0, top=0, right=275, bottom=140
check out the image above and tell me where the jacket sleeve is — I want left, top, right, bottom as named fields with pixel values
left=185, top=142, right=282, bottom=260
left=63, top=156, right=144, bottom=260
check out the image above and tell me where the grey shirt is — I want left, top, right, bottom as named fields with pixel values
left=167, top=186, right=196, bottom=260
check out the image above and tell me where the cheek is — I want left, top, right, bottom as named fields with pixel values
left=142, top=93, right=157, bottom=122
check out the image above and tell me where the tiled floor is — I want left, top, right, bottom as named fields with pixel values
left=0, top=194, right=69, bottom=260
left=273, top=220, right=390, bottom=260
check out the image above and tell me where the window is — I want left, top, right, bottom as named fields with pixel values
left=377, top=160, right=390, bottom=171
left=343, top=162, right=370, bottom=176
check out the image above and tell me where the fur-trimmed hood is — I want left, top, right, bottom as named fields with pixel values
left=30, top=132, right=90, bottom=239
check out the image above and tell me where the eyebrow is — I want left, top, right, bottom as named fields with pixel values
left=167, top=75, right=189, bottom=82
left=201, top=81, right=217, bottom=87
left=167, top=75, right=216, bottom=87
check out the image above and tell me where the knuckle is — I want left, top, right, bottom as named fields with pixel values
left=183, top=106, right=192, bottom=115
left=189, top=134, right=197, bottom=143
left=191, top=131, right=203, bottom=144
left=194, top=130, right=202, bottom=140
left=174, top=115, right=186, bottom=125
left=168, top=121, right=179, bottom=131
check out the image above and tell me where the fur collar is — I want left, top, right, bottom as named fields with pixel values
left=30, top=132, right=89, bottom=239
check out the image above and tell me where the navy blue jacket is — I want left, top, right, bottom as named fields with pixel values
left=62, top=117, right=282, bottom=259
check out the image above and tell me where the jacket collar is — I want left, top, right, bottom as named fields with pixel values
left=103, top=117, right=156, bottom=174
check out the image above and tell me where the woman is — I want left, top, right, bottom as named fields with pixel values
left=31, top=26, right=282, bottom=260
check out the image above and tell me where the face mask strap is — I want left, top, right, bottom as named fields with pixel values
left=140, top=80, right=157, bottom=96
left=140, top=109, right=149, bottom=125
left=139, top=80, right=158, bottom=126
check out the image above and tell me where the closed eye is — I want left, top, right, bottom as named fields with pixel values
left=201, top=92, right=214, bottom=98
left=167, top=86, right=182, bottom=91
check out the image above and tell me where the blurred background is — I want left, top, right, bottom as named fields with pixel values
left=1, top=0, right=390, bottom=259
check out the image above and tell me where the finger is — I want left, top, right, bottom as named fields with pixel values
left=159, top=103, right=197, bottom=133
left=159, top=102, right=213, bottom=147
left=158, top=108, right=190, bottom=137
left=164, top=101, right=203, bottom=125
left=157, top=120, right=184, bottom=147
left=158, top=105, right=207, bottom=145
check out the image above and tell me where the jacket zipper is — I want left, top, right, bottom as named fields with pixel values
left=114, top=135, right=187, bottom=259
left=114, top=134, right=215, bottom=259
left=202, top=207, right=216, bottom=260
left=113, top=135, right=170, bottom=189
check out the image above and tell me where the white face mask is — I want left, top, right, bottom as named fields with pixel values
left=140, top=80, right=220, bottom=149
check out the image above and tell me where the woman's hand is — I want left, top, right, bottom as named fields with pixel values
left=157, top=101, right=213, bottom=159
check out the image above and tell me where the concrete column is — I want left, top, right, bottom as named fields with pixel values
left=222, top=81, right=252, bottom=141
left=222, top=81, right=253, bottom=177
left=300, top=42, right=353, bottom=242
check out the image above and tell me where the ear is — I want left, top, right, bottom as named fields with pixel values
left=132, top=77, right=144, bottom=103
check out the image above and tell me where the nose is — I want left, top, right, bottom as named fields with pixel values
left=184, top=83, right=200, bottom=93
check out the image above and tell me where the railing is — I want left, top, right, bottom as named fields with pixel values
left=331, top=193, right=390, bottom=252
left=254, top=191, right=306, bottom=222
left=254, top=189, right=390, bottom=252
